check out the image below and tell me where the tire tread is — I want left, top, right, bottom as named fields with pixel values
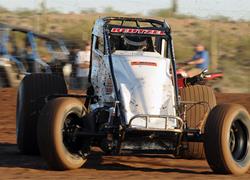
left=16, top=73, right=67, bottom=154
left=179, top=85, right=216, bottom=159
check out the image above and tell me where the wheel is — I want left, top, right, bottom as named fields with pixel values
left=204, top=103, right=250, bottom=175
left=16, top=73, right=67, bottom=155
left=179, top=85, right=216, bottom=159
left=37, top=97, right=88, bottom=170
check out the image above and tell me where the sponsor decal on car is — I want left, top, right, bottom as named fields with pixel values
left=111, top=28, right=166, bottom=35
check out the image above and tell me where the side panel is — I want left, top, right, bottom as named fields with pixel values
left=91, top=36, right=114, bottom=104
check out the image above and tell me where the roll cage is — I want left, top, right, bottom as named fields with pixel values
left=103, top=17, right=171, bottom=31
left=0, top=23, right=69, bottom=74
left=90, top=17, right=180, bottom=123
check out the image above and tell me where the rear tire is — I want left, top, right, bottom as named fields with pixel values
left=179, top=85, right=216, bottom=159
left=37, top=97, right=87, bottom=170
left=0, top=77, right=4, bottom=88
left=0, top=67, right=8, bottom=88
left=16, top=73, right=67, bottom=155
left=204, top=103, right=250, bottom=175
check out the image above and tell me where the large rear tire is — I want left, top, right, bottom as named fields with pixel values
left=37, top=97, right=87, bottom=170
left=16, top=73, right=67, bottom=155
left=0, top=67, right=8, bottom=88
left=0, top=77, right=4, bottom=88
left=179, top=85, right=216, bottom=159
left=204, top=103, right=250, bottom=175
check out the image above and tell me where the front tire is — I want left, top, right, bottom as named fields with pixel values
left=37, top=97, right=88, bottom=170
left=204, top=103, right=250, bottom=175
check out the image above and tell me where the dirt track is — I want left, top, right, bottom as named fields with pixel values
left=0, top=88, right=249, bottom=179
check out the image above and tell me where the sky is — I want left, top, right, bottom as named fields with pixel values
left=0, top=0, right=249, bottom=20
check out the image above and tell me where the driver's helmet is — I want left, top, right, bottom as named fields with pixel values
left=123, top=35, right=147, bottom=50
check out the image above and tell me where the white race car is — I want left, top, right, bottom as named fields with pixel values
left=16, top=17, right=250, bottom=175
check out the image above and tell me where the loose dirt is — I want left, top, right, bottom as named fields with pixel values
left=0, top=88, right=249, bottom=179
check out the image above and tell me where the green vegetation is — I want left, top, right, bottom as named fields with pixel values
left=0, top=9, right=249, bottom=92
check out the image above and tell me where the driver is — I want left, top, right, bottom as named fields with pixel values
left=123, top=35, right=147, bottom=51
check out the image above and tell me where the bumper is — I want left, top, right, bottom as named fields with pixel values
left=128, top=114, right=184, bottom=133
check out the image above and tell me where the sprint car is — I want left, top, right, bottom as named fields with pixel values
left=16, top=17, right=250, bottom=174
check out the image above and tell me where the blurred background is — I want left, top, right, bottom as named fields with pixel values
left=0, top=0, right=249, bottom=92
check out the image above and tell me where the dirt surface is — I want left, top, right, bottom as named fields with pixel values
left=0, top=88, right=249, bottom=179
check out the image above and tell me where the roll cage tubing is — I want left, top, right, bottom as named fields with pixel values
left=102, top=17, right=180, bottom=116
left=0, top=24, right=68, bottom=73
left=0, top=29, right=52, bottom=73
left=26, top=32, right=51, bottom=73
left=9, top=23, right=69, bottom=57
left=46, top=40, right=69, bottom=62
left=0, top=28, right=27, bottom=73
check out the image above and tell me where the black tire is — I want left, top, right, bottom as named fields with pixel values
left=179, top=85, right=216, bottom=159
left=37, top=97, right=87, bottom=170
left=16, top=73, right=67, bottom=155
left=0, top=67, right=8, bottom=88
left=204, top=103, right=250, bottom=175
left=0, top=77, right=4, bottom=88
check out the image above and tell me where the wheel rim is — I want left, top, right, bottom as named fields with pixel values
left=62, top=112, right=83, bottom=157
left=229, top=119, right=249, bottom=161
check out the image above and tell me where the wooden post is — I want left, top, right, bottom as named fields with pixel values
left=40, top=0, right=48, bottom=34
left=36, top=0, right=47, bottom=33
left=210, top=21, right=218, bottom=71
left=172, top=0, right=177, bottom=14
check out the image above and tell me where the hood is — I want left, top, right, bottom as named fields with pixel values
left=107, top=51, right=176, bottom=129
